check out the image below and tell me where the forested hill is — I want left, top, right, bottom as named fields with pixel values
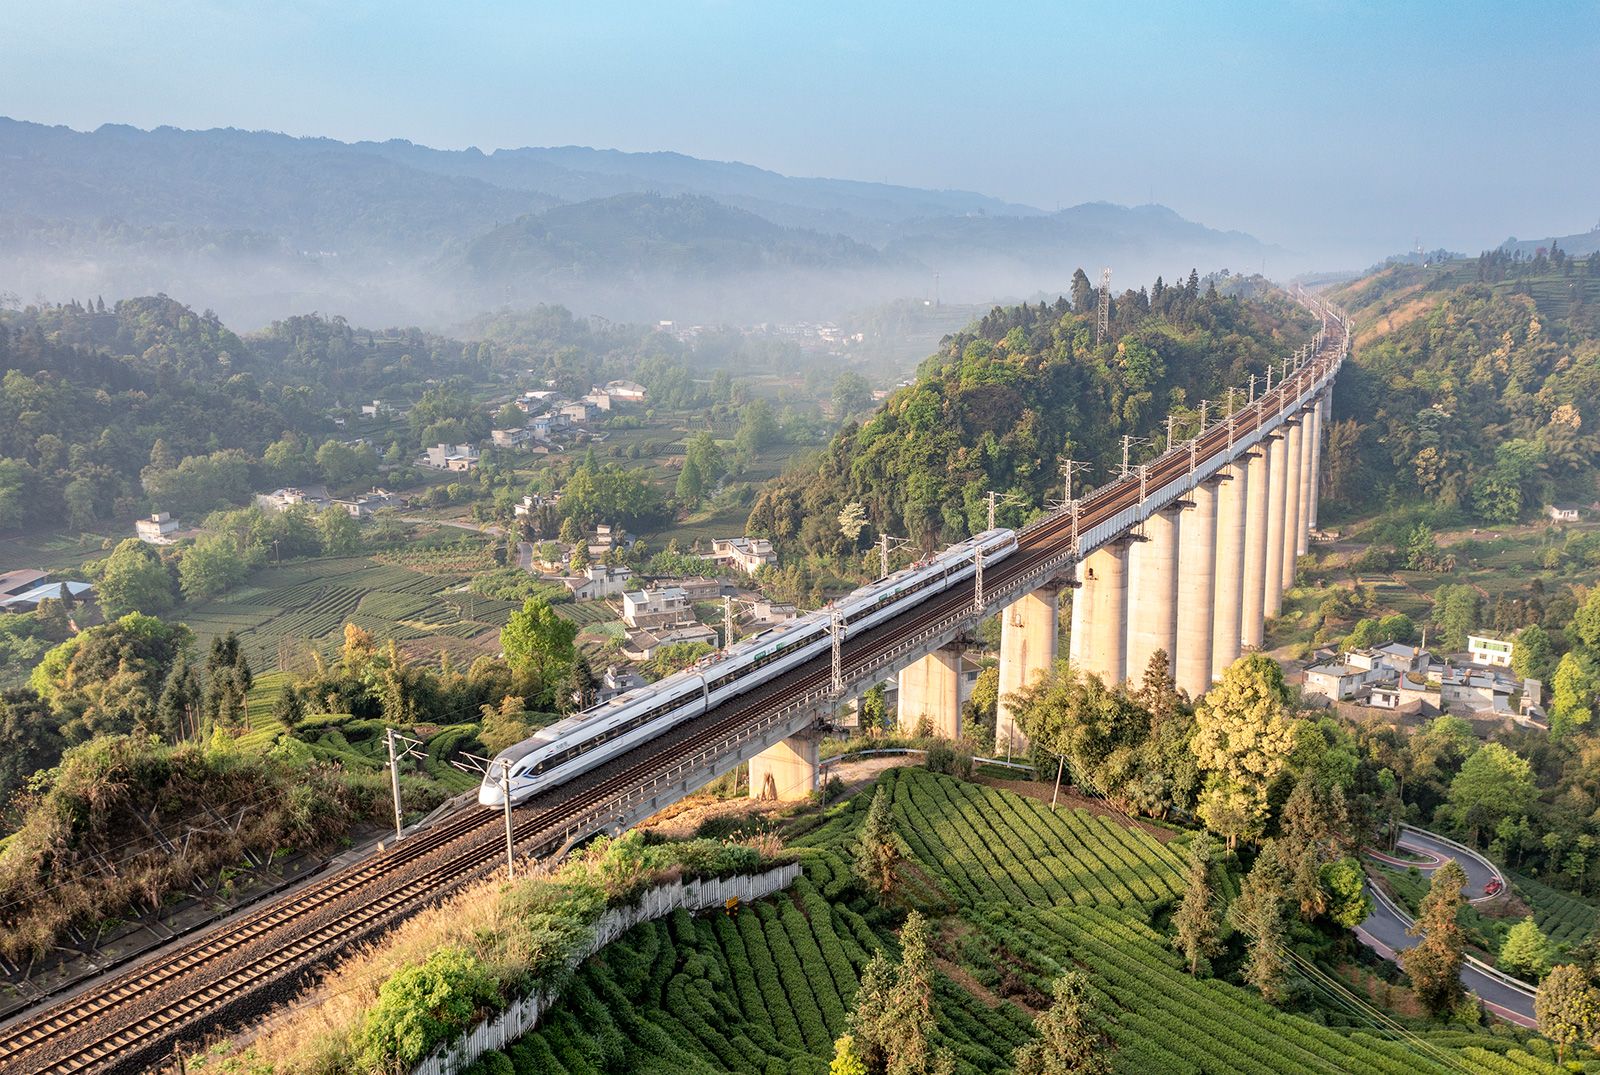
left=746, top=272, right=1315, bottom=559
left=1320, top=248, right=1600, bottom=522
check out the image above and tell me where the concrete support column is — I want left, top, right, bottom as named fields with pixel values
left=749, top=731, right=820, bottom=801
left=1128, top=506, right=1181, bottom=685
left=1241, top=442, right=1273, bottom=649
left=1281, top=417, right=1305, bottom=594
left=1069, top=541, right=1130, bottom=686
left=1175, top=479, right=1220, bottom=697
left=897, top=644, right=963, bottom=739
left=1308, top=394, right=1326, bottom=530
left=1296, top=405, right=1314, bottom=558
left=995, top=585, right=1060, bottom=754
left=1263, top=429, right=1289, bottom=620
left=1211, top=459, right=1250, bottom=678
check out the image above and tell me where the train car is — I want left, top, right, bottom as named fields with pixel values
left=479, top=668, right=707, bottom=806
left=703, top=616, right=830, bottom=709
left=836, top=528, right=1017, bottom=638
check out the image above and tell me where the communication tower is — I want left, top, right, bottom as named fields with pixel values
left=1096, top=267, right=1112, bottom=345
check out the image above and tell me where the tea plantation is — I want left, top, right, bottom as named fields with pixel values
left=463, top=767, right=1569, bottom=1075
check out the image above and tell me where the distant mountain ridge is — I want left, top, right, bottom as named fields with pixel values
left=0, top=117, right=1277, bottom=327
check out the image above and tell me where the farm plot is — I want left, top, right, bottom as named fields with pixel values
left=1512, top=871, right=1598, bottom=948
left=881, top=767, right=1187, bottom=908
left=982, top=905, right=1561, bottom=1075
left=178, top=555, right=515, bottom=672
left=481, top=878, right=1029, bottom=1075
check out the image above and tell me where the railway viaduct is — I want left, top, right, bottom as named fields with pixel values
left=0, top=293, right=1348, bottom=1075
left=755, top=290, right=1348, bottom=796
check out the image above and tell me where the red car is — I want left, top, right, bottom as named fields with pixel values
left=1484, top=879, right=1504, bottom=897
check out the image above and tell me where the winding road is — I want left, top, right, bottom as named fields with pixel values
left=1356, top=825, right=1537, bottom=1026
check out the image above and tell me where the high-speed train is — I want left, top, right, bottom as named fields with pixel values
left=479, top=528, right=1017, bottom=806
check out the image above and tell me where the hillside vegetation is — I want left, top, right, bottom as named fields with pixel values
left=749, top=274, right=1314, bottom=558
left=1323, top=249, right=1600, bottom=521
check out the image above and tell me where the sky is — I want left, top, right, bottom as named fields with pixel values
left=4, top=0, right=1598, bottom=267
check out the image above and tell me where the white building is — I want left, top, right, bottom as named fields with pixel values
left=1468, top=635, right=1514, bottom=668
left=135, top=512, right=182, bottom=544
left=711, top=536, right=777, bottom=575
left=1304, top=658, right=1389, bottom=702
left=255, top=486, right=333, bottom=513
left=604, top=379, right=647, bottom=403
left=423, top=444, right=480, bottom=471
left=621, top=586, right=694, bottom=630
left=335, top=488, right=403, bottom=517
left=491, top=427, right=533, bottom=449
left=1548, top=504, right=1581, bottom=523
left=564, top=564, right=633, bottom=602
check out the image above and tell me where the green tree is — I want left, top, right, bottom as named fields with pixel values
left=675, top=456, right=705, bottom=505
left=1572, top=586, right=1600, bottom=652
left=684, top=430, right=726, bottom=486
left=178, top=533, right=253, bottom=599
left=1229, top=839, right=1292, bottom=1004
left=1011, top=970, right=1109, bottom=1075
left=1511, top=623, right=1554, bottom=683
left=839, top=501, right=869, bottom=546
left=357, top=945, right=499, bottom=1067
left=1431, top=584, right=1482, bottom=652
left=829, top=1035, right=869, bottom=1075
left=1536, top=963, right=1600, bottom=1063
left=1193, top=655, right=1294, bottom=835
left=500, top=598, right=579, bottom=708
left=272, top=686, right=306, bottom=734
left=316, top=438, right=379, bottom=488
left=854, top=785, right=900, bottom=899
left=733, top=399, right=779, bottom=468
left=317, top=506, right=362, bottom=555
left=1403, top=860, right=1467, bottom=1017
left=832, top=372, right=874, bottom=419
left=1446, top=743, right=1535, bottom=846
left=1500, top=917, right=1552, bottom=981
left=1172, top=839, right=1223, bottom=974
left=97, top=538, right=176, bottom=616
left=1321, top=857, right=1373, bottom=929
left=155, top=656, right=203, bottom=741
left=1550, top=651, right=1597, bottom=739
left=0, top=688, right=63, bottom=809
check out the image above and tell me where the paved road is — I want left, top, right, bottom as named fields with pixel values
left=1356, top=826, right=1537, bottom=1026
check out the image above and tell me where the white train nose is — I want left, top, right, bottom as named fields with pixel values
left=478, top=781, right=506, bottom=808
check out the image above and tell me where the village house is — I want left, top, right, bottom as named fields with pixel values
left=711, top=536, right=777, bottom=575
left=491, top=427, right=533, bottom=449
left=359, top=400, right=391, bottom=418
left=0, top=569, right=94, bottom=612
left=1548, top=504, right=1582, bottom=523
left=1467, top=634, right=1514, bottom=669
left=563, top=563, right=633, bottom=602
left=603, top=379, right=646, bottom=403
left=621, top=586, right=694, bottom=631
left=254, top=486, right=333, bottom=513
left=423, top=444, right=480, bottom=472
left=1303, top=657, right=1390, bottom=702
left=621, top=622, right=719, bottom=661
left=335, top=488, right=404, bottom=517
left=597, top=665, right=647, bottom=702
left=134, top=511, right=184, bottom=544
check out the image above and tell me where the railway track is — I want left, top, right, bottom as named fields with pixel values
left=0, top=306, right=1346, bottom=1075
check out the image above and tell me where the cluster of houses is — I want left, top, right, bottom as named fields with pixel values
left=487, top=379, right=647, bottom=459
left=0, top=569, right=93, bottom=613
left=1302, top=633, right=1540, bottom=724
left=252, top=486, right=406, bottom=517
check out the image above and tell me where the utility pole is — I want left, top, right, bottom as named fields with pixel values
left=384, top=727, right=424, bottom=846
left=974, top=544, right=984, bottom=614
left=877, top=532, right=910, bottom=578
left=1248, top=374, right=1257, bottom=405
left=499, top=758, right=516, bottom=881
left=984, top=489, right=1023, bottom=531
left=1138, top=463, right=1149, bottom=507
left=1052, top=755, right=1066, bottom=811
left=1165, top=415, right=1175, bottom=452
left=1198, top=399, right=1208, bottom=435
left=723, top=596, right=734, bottom=650
left=831, top=606, right=844, bottom=696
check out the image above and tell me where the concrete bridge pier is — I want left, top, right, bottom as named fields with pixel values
left=1308, top=393, right=1327, bottom=532
left=1211, top=458, right=1250, bottom=680
left=1263, top=425, right=1291, bottom=619
left=897, top=643, right=963, bottom=739
left=1297, top=403, right=1316, bottom=557
left=749, top=728, right=823, bottom=801
left=1128, top=505, right=1181, bottom=684
left=1175, top=478, right=1220, bottom=697
left=1069, top=540, right=1130, bottom=686
left=995, top=584, right=1060, bottom=755
left=1283, top=414, right=1306, bottom=587
left=1241, top=438, right=1275, bottom=649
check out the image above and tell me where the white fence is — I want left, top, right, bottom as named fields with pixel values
left=412, top=862, right=802, bottom=1075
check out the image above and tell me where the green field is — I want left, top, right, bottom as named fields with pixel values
left=178, top=555, right=515, bottom=673
left=470, top=767, right=1561, bottom=1075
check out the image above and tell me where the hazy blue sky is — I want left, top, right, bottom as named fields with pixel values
left=5, top=0, right=1597, bottom=266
